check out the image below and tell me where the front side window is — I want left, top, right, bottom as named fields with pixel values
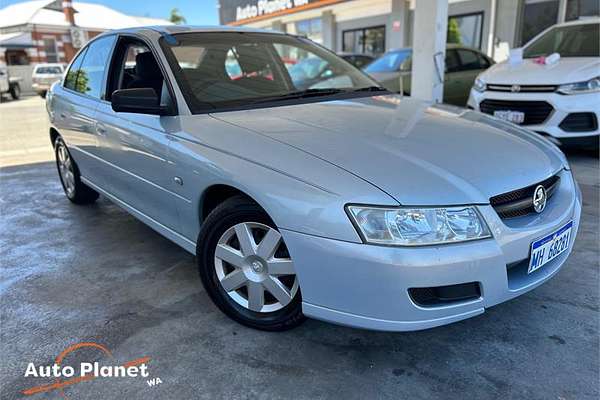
left=161, top=32, right=380, bottom=113
left=364, top=50, right=411, bottom=73
left=523, top=23, right=599, bottom=58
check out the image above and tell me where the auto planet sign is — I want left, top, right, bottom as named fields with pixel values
left=218, top=0, right=345, bottom=24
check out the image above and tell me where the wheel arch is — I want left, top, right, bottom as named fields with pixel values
left=49, top=127, right=60, bottom=146
left=199, top=184, right=270, bottom=225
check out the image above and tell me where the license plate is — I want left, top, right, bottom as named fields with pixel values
left=528, top=221, right=573, bottom=274
left=494, top=110, right=525, bottom=124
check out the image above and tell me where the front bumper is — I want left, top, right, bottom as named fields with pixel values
left=282, top=170, right=581, bottom=331
left=468, top=89, right=600, bottom=140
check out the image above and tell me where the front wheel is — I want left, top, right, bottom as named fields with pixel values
left=197, top=196, right=305, bottom=331
left=54, top=137, right=99, bottom=204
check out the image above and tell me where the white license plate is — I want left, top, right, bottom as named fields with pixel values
left=494, top=110, right=525, bottom=124
left=528, top=221, right=573, bottom=274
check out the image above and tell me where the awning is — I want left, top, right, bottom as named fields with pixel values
left=0, top=32, right=34, bottom=48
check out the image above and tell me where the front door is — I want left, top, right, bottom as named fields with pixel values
left=95, top=37, right=181, bottom=232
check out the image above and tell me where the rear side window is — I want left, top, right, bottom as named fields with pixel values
left=445, top=50, right=460, bottom=72
left=64, top=48, right=87, bottom=91
left=66, top=35, right=116, bottom=98
left=456, top=49, right=481, bottom=71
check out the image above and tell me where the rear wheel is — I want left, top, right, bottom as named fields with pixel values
left=9, top=84, right=20, bottom=100
left=197, top=196, right=305, bottom=331
left=54, top=137, right=99, bottom=204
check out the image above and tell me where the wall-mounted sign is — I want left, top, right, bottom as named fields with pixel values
left=218, top=0, right=347, bottom=25
left=69, top=27, right=87, bottom=49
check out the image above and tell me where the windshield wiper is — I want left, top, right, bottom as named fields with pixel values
left=248, top=88, right=347, bottom=105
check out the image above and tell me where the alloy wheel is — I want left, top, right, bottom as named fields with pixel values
left=214, top=222, right=298, bottom=313
left=57, top=143, right=76, bottom=197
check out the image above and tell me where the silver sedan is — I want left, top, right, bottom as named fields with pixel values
left=46, top=26, right=581, bottom=331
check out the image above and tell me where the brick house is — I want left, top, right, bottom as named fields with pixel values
left=0, top=0, right=171, bottom=66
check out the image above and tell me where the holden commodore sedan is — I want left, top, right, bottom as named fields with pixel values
left=46, top=26, right=581, bottom=332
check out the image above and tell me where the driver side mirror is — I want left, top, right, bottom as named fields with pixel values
left=111, top=88, right=169, bottom=115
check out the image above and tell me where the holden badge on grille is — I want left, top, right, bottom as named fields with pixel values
left=533, top=185, right=547, bottom=213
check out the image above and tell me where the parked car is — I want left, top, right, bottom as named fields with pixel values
left=468, top=18, right=599, bottom=148
left=338, top=52, right=375, bottom=69
left=0, top=62, right=22, bottom=100
left=364, top=45, right=494, bottom=106
left=47, top=27, right=580, bottom=332
left=32, top=63, right=65, bottom=98
left=287, top=53, right=374, bottom=90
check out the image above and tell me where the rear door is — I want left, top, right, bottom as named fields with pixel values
left=51, top=35, right=117, bottom=184
left=445, top=49, right=487, bottom=106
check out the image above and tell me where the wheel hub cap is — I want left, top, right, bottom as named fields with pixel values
left=214, top=222, right=298, bottom=313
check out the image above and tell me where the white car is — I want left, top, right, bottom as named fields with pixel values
left=32, top=63, right=65, bottom=98
left=468, top=18, right=599, bottom=148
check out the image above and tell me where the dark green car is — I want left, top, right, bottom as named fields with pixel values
left=364, top=44, right=494, bottom=106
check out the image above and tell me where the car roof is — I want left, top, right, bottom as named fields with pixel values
left=104, top=25, right=291, bottom=37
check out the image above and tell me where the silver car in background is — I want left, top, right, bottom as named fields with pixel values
left=32, top=63, right=65, bottom=98
left=46, top=26, right=581, bottom=331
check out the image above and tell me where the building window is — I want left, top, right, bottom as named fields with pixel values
left=520, top=0, right=560, bottom=45
left=43, top=38, right=58, bottom=62
left=296, top=18, right=322, bottom=44
left=447, top=12, right=484, bottom=49
left=342, top=26, right=385, bottom=56
left=566, top=0, right=600, bottom=20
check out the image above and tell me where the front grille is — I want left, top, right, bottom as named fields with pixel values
left=490, top=175, right=560, bottom=219
left=559, top=112, right=598, bottom=132
left=479, top=99, right=554, bottom=125
left=487, top=84, right=557, bottom=93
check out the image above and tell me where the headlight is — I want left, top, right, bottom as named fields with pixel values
left=346, top=205, right=491, bottom=246
left=557, top=77, right=600, bottom=95
left=473, top=78, right=487, bottom=92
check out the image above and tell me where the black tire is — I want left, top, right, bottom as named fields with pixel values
left=54, top=136, right=99, bottom=205
left=39, top=91, right=47, bottom=99
left=197, top=196, right=305, bottom=331
left=10, top=84, right=20, bottom=100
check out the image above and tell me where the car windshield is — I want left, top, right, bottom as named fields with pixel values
left=523, top=23, right=599, bottom=58
left=35, top=66, right=62, bottom=74
left=364, top=50, right=412, bottom=73
left=160, top=32, right=382, bottom=112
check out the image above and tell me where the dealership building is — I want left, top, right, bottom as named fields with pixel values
left=218, top=0, right=599, bottom=61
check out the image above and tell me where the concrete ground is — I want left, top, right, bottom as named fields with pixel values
left=1, top=96, right=598, bottom=400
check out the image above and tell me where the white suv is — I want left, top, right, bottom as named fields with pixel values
left=468, top=18, right=599, bottom=147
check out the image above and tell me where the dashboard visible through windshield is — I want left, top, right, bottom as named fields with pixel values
left=160, top=32, right=385, bottom=113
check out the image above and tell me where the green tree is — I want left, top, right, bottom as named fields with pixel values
left=169, top=8, right=186, bottom=25
left=447, top=18, right=462, bottom=44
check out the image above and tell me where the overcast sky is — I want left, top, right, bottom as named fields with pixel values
left=0, top=0, right=220, bottom=25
